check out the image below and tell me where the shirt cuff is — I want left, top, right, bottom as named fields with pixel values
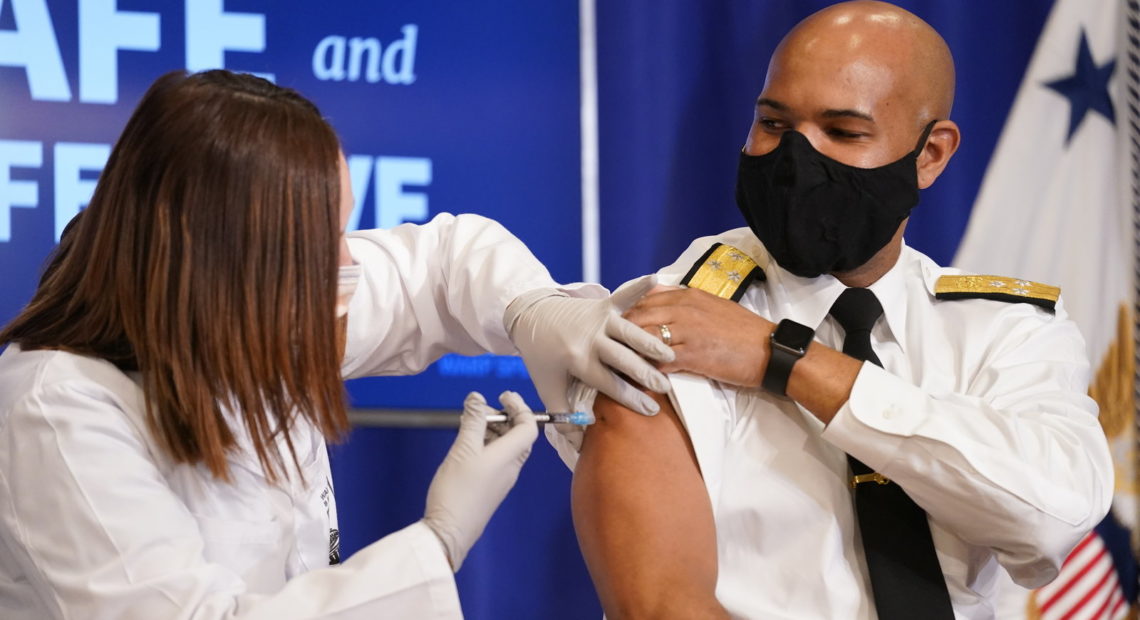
left=820, top=362, right=923, bottom=473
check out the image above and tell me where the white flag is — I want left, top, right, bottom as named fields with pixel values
left=953, top=0, right=1134, bottom=617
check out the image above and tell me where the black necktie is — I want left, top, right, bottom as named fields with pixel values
left=829, top=288, right=955, bottom=620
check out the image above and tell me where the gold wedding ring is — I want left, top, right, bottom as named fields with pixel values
left=658, top=324, right=673, bottom=346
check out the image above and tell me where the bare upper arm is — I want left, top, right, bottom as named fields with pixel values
left=571, top=391, right=728, bottom=619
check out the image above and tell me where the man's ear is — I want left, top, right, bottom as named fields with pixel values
left=916, top=120, right=961, bottom=189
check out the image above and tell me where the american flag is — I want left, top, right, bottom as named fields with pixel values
left=1032, top=531, right=1127, bottom=620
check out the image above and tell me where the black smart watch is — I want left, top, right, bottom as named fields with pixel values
left=762, top=319, right=815, bottom=396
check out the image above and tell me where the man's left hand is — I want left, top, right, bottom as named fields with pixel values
left=623, top=287, right=775, bottom=388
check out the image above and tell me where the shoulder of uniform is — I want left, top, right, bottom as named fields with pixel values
left=932, top=274, right=1060, bottom=313
left=679, top=241, right=766, bottom=302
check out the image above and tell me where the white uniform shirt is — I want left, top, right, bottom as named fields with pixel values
left=554, top=227, right=1113, bottom=620
left=0, top=213, right=594, bottom=620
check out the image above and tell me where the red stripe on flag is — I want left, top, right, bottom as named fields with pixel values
left=1056, top=557, right=1115, bottom=618
left=1088, top=571, right=1123, bottom=619
left=1039, top=546, right=1110, bottom=612
left=1109, top=589, right=1128, bottom=619
left=1064, top=533, right=1098, bottom=565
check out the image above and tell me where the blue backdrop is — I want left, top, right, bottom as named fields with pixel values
left=0, top=1, right=1055, bottom=618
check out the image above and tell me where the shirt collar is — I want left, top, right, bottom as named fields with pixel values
left=764, top=259, right=846, bottom=334
left=865, top=243, right=912, bottom=355
left=762, top=242, right=913, bottom=355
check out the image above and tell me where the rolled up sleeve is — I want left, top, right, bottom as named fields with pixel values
left=821, top=312, right=1112, bottom=587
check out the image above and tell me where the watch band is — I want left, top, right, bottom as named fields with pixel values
left=762, top=342, right=800, bottom=396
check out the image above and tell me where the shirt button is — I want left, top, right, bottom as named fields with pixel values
left=882, top=407, right=898, bottom=420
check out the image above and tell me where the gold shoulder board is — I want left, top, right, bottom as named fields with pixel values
left=679, top=242, right=765, bottom=302
left=934, top=275, right=1060, bottom=312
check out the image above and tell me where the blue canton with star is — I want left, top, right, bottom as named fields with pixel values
left=1044, top=28, right=1116, bottom=144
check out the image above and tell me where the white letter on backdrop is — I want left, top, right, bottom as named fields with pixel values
left=54, top=142, right=110, bottom=241
left=346, top=154, right=373, bottom=231
left=78, top=0, right=160, bottom=104
left=312, top=35, right=346, bottom=81
left=0, top=140, right=42, bottom=242
left=382, top=24, right=417, bottom=85
left=347, top=37, right=382, bottom=82
left=185, top=0, right=271, bottom=80
left=376, top=157, right=431, bottom=228
left=0, top=0, right=71, bottom=101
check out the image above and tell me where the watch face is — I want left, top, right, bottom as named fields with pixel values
left=774, top=319, right=814, bottom=352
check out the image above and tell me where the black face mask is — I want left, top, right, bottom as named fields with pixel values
left=734, top=121, right=936, bottom=278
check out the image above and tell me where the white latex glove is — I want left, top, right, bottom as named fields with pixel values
left=505, top=276, right=674, bottom=416
left=423, top=391, right=538, bottom=571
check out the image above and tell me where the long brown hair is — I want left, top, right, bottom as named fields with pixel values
left=0, top=70, right=349, bottom=483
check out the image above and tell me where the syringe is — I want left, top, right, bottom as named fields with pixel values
left=484, top=411, right=595, bottom=425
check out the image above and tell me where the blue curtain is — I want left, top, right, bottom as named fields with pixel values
left=331, top=2, right=1056, bottom=619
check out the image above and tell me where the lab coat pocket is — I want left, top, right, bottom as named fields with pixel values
left=193, top=513, right=289, bottom=594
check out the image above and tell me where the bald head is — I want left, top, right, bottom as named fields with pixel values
left=740, top=2, right=961, bottom=284
left=773, top=1, right=955, bottom=121
left=744, top=0, right=959, bottom=176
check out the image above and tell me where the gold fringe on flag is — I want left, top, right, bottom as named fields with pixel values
left=1028, top=303, right=1136, bottom=618
left=1088, top=303, right=1134, bottom=441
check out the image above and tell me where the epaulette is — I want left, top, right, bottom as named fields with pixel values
left=679, top=242, right=765, bottom=301
left=934, top=275, right=1060, bottom=312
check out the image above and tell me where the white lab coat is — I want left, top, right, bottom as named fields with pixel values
left=0, top=213, right=599, bottom=619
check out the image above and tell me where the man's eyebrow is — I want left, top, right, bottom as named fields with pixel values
left=755, top=98, right=875, bottom=123
left=755, top=97, right=787, bottom=111
left=821, top=108, right=875, bottom=122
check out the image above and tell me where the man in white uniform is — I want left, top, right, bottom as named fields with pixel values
left=564, top=2, right=1114, bottom=619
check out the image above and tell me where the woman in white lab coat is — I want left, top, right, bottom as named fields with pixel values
left=0, top=70, right=673, bottom=619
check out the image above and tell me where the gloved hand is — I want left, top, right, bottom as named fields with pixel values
left=423, top=391, right=538, bottom=571
left=505, top=276, right=675, bottom=416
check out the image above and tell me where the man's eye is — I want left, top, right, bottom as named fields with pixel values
left=827, top=128, right=864, bottom=139
left=759, top=118, right=787, bottom=131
